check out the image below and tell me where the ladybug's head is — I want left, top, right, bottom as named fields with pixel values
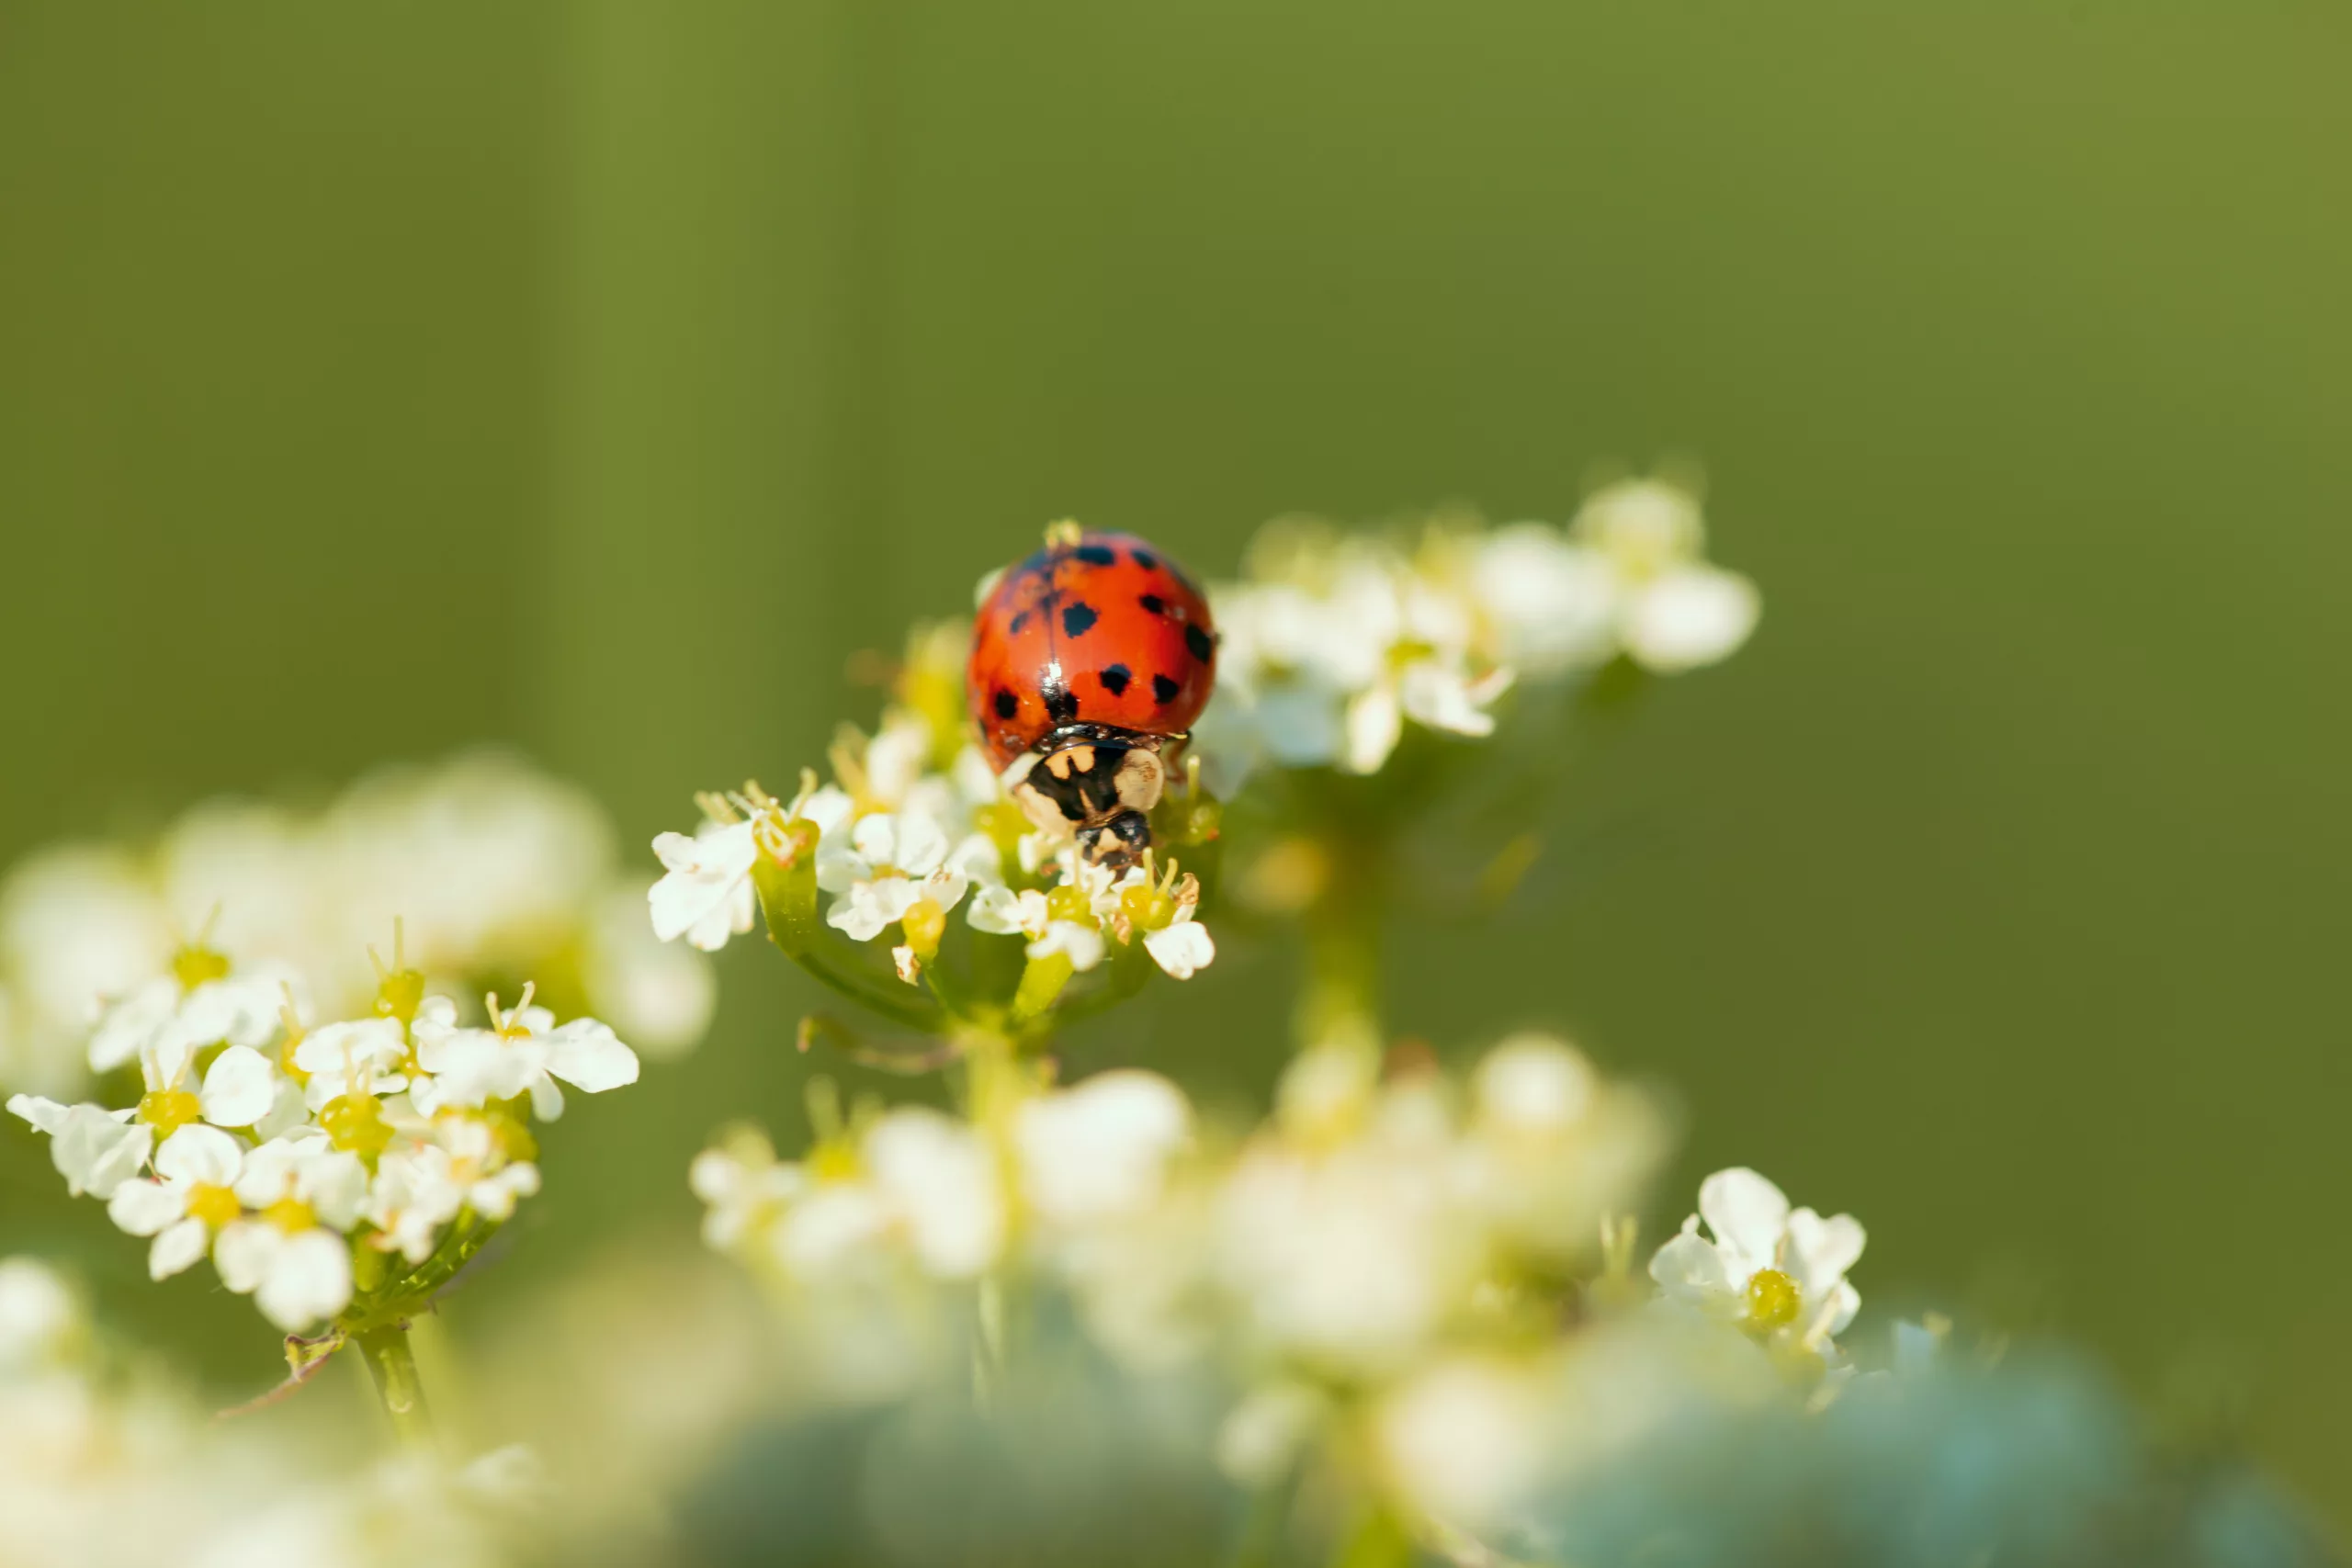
left=1006, top=725, right=1166, bottom=871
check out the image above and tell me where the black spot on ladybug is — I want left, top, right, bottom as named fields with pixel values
left=1008, top=610, right=1031, bottom=635
left=992, top=689, right=1019, bottom=720
left=1151, top=673, right=1181, bottom=705
left=1098, top=664, right=1132, bottom=696
left=1131, top=547, right=1159, bottom=571
left=1184, top=624, right=1214, bottom=663
left=1074, top=544, right=1116, bottom=567
left=1042, top=674, right=1079, bottom=726
left=1061, top=603, right=1099, bottom=637
left=1138, top=593, right=1166, bottom=616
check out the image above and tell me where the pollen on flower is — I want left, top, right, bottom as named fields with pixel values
left=262, top=1195, right=317, bottom=1235
left=185, top=1181, right=241, bottom=1229
left=136, top=1088, right=203, bottom=1137
left=1744, top=1267, right=1802, bottom=1331
left=171, top=942, right=232, bottom=993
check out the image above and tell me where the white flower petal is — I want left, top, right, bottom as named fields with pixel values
left=253, top=1229, right=353, bottom=1330
left=149, top=1217, right=212, bottom=1280
left=1697, top=1167, right=1791, bottom=1281
left=199, top=1044, right=277, bottom=1128
left=649, top=820, right=761, bottom=948
left=1142, top=919, right=1216, bottom=980
left=543, top=1019, right=639, bottom=1094
left=155, top=1123, right=243, bottom=1187
left=51, top=1106, right=153, bottom=1199
left=1647, top=1224, right=1732, bottom=1303
left=1622, top=565, right=1760, bottom=673
left=107, top=1178, right=187, bottom=1238
left=1342, top=686, right=1404, bottom=775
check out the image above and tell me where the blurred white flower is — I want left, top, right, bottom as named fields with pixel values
left=1014, top=1071, right=1192, bottom=1227
left=0, top=1259, right=79, bottom=1372
left=1375, top=1355, right=1552, bottom=1529
left=1649, top=1166, right=1865, bottom=1360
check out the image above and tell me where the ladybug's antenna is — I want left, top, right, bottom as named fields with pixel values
left=1043, top=519, right=1083, bottom=549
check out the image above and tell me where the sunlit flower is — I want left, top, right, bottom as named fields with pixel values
left=819, top=813, right=983, bottom=942
left=411, top=989, right=639, bottom=1121
left=1648, top=1166, right=1864, bottom=1362
left=103, top=1123, right=248, bottom=1280
left=649, top=818, right=762, bottom=953
left=213, top=1135, right=368, bottom=1330
left=6, top=1095, right=150, bottom=1199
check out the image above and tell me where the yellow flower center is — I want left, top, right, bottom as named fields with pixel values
left=171, top=944, right=232, bottom=993
left=1118, top=882, right=1176, bottom=933
left=1744, top=1268, right=1802, bottom=1332
left=137, top=1089, right=204, bottom=1138
left=186, top=1182, right=241, bottom=1229
left=1044, top=885, right=1092, bottom=925
left=374, top=966, right=427, bottom=1025
left=263, top=1196, right=316, bottom=1235
left=320, top=1093, right=393, bottom=1161
left=808, top=1140, right=861, bottom=1184
left=899, top=897, right=947, bottom=959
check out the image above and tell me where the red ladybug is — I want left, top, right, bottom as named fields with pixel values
left=967, top=525, right=1216, bottom=868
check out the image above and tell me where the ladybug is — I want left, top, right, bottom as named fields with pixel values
left=968, top=525, right=1216, bottom=868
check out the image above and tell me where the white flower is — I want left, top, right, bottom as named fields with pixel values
left=0, top=1258, right=80, bottom=1371
left=366, top=1130, right=541, bottom=1266
left=861, top=1110, right=1005, bottom=1280
left=104, top=1124, right=246, bottom=1280
left=212, top=1135, right=368, bottom=1330
left=88, top=965, right=299, bottom=1082
left=1571, top=478, right=1760, bottom=673
left=1619, top=562, right=1761, bottom=672
left=1374, top=1355, right=1552, bottom=1529
left=1027, top=919, right=1106, bottom=974
left=1342, top=658, right=1513, bottom=774
left=292, top=1017, right=411, bottom=1111
left=648, top=818, right=760, bottom=953
left=1140, top=905, right=1215, bottom=980
left=213, top=1222, right=353, bottom=1331
left=1470, top=524, right=1621, bottom=676
left=6, top=1095, right=150, bottom=1199
left=1649, top=1167, right=1865, bottom=1357
left=1015, top=1071, right=1192, bottom=1227
left=1215, top=1380, right=1332, bottom=1488
left=818, top=813, right=980, bottom=942
left=689, top=1134, right=805, bottom=1251
left=411, top=993, right=639, bottom=1121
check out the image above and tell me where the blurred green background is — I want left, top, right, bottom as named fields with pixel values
left=4, top=0, right=2346, bottom=1529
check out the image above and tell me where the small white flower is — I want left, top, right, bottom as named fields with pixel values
left=1620, top=562, right=1760, bottom=673
left=1374, top=1355, right=1552, bottom=1529
left=1470, top=525, right=1621, bottom=676
left=6, top=1095, right=151, bottom=1199
left=819, top=813, right=977, bottom=942
left=232, top=1134, right=369, bottom=1231
left=1027, top=919, right=1106, bottom=974
left=213, top=1221, right=353, bottom=1332
left=105, top=1123, right=246, bottom=1280
left=412, top=992, right=639, bottom=1122
left=0, top=1258, right=80, bottom=1371
left=689, top=1134, right=806, bottom=1251
left=292, top=1018, right=411, bottom=1112
left=197, top=1043, right=280, bottom=1128
left=648, top=818, right=760, bottom=953
left=861, top=1110, right=1005, bottom=1280
left=1015, top=1071, right=1192, bottom=1227
left=89, top=965, right=299, bottom=1082
left=1649, top=1166, right=1865, bottom=1357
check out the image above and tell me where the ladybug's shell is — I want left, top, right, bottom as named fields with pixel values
left=967, top=530, right=1216, bottom=770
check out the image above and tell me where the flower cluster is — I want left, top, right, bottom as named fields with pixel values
left=648, top=623, right=1219, bottom=1035
left=0, top=751, right=710, bottom=1100
left=687, top=1033, right=1883, bottom=1547
left=7, top=939, right=639, bottom=1333
left=1193, top=478, right=1758, bottom=784
left=0, top=1254, right=537, bottom=1568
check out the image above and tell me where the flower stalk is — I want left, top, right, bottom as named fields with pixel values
left=354, top=1321, right=433, bottom=1447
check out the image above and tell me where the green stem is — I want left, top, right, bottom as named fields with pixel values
left=1299, top=850, right=1385, bottom=1051
left=355, top=1322, right=434, bottom=1447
